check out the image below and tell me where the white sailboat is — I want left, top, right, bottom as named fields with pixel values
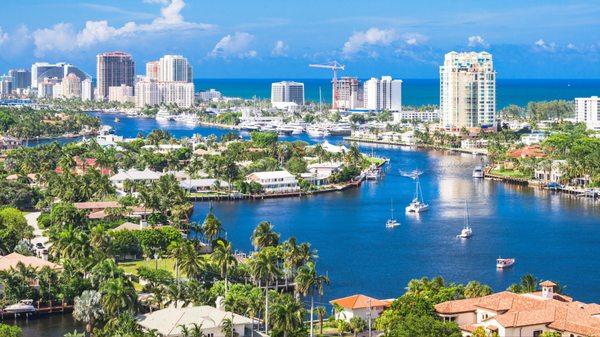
left=386, top=199, right=400, bottom=228
left=457, top=200, right=473, bottom=239
left=405, top=172, right=429, bottom=213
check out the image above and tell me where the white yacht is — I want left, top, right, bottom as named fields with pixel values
left=328, top=123, right=353, bottom=136
left=472, top=166, right=484, bottom=178
left=386, top=199, right=400, bottom=228
left=496, top=258, right=515, bottom=269
left=155, top=109, right=175, bottom=122
left=4, top=300, right=36, bottom=314
left=457, top=200, right=473, bottom=239
left=306, top=126, right=330, bottom=138
left=178, top=113, right=200, bottom=126
left=405, top=173, right=429, bottom=213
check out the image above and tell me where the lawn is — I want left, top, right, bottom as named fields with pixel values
left=119, top=258, right=177, bottom=275
left=490, top=168, right=530, bottom=179
left=366, top=156, right=387, bottom=166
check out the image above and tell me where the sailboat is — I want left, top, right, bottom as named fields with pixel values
left=457, top=200, right=473, bottom=238
left=405, top=173, right=429, bottom=213
left=386, top=199, right=400, bottom=228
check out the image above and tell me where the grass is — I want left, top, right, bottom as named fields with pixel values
left=366, top=156, right=386, bottom=166
left=491, top=168, right=530, bottom=179
left=119, top=258, right=177, bottom=275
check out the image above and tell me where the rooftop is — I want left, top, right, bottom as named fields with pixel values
left=0, top=253, right=62, bottom=271
left=330, top=294, right=392, bottom=310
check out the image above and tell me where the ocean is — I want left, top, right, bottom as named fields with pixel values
left=194, top=78, right=600, bottom=109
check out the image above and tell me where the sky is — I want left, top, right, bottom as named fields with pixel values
left=0, top=0, right=599, bottom=79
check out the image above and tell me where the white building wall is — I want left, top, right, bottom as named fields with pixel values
left=81, top=79, right=93, bottom=101
left=576, top=96, right=600, bottom=130
left=271, top=81, right=304, bottom=107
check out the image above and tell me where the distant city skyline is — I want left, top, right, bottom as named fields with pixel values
left=0, top=0, right=599, bottom=78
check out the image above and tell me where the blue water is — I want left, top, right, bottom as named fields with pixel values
left=195, top=78, right=600, bottom=108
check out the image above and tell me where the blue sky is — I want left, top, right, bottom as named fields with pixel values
left=0, top=0, right=599, bottom=78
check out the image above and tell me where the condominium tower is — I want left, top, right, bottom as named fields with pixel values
left=96, top=51, right=135, bottom=100
left=271, top=81, right=305, bottom=109
left=158, top=55, right=193, bottom=82
left=335, top=77, right=363, bottom=110
left=575, top=96, right=600, bottom=131
left=363, top=76, right=402, bottom=112
left=439, top=51, right=496, bottom=129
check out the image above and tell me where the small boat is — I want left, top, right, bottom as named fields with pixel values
left=457, top=200, right=473, bottom=239
left=155, top=109, right=175, bottom=122
left=114, top=117, right=121, bottom=123
left=496, top=258, right=515, bottom=269
left=405, top=173, right=429, bottom=213
left=4, top=300, right=36, bottom=314
left=472, top=166, right=484, bottom=178
left=386, top=199, right=400, bottom=228
left=366, top=169, right=380, bottom=180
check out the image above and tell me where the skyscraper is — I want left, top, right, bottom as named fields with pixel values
left=363, top=76, right=402, bottom=111
left=158, top=55, right=192, bottom=82
left=335, top=77, right=363, bottom=110
left=271, top=81, right=304, bottom=108
left=62, top=73, right=82, bottom=98
left=31, top=62, right=89, bottom=88
left=81, top=79, right=93, bottom=101
left=440, top=51, right=496, bottom=129
left=8, top=69, right=31, bottom=89
left=96, top=51, right=135, bottom=100
left=146, top=61, right=160, bottom=81
left=135, top=79, right=194, bottom=108
left=575, top=96, right=600, bottom=131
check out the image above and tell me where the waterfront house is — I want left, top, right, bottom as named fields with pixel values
left=307, top=162, right=344, bottom=176
left=534, top=160, right=567, bottom=183
left=55, top=156, right=112, bottom=176
left=141, top=144, right=184, bottom=154
left=180, top=178, right=230, bottom=192
left=0, top=253, right=62, bottom=293
left=521, top=132, right=547, bottom=146
left=508, top=145, right=547, bottom=159
left=330, top=294, right=392, bottom=322
left=246, top=170, right=299, bottom=193
left=137, top=304, right=254, bottom=337
left=435, top=281, right=600, bottom=337
left=0, top=135, right=22, bottom=149
left=109, top=168, right=163, bottom=191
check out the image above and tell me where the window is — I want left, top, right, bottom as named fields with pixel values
left=533, top=331, right=543, bottom=337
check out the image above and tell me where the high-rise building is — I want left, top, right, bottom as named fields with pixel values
left=37, top=78, right=60, bottom=98
left=52, top=83, right=63, bottom=99
left=0, top=76, right=12, bottom=97
left=440, top=51, right=496, bottom=129
left=62, top=73, right=82, bottom=99
left=271, top=81, right=304, bottom=109
left=81, top=79, right=93, bottom=101
left=198, top=89, right=223, bottom=102
left=135, top=80, right=194, bottom=108
left=108, top=84, right=134, bottom=103
left=8, top=69, right=31, bottom=89
left=575, top=96, right=600, bottom=131
left=158, top=55, right=192, bottom=82
left=335, top=77, right=363, bottom=110
left=31, top=62, right=89, bottom=88
left=363, top=76, right=402, bottom=112
left=146, top=61, right=160, bottom=81
left=96, top=51, right=135, bottom=100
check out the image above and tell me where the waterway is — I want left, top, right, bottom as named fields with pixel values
left=13, top=112, right=600, bottom=336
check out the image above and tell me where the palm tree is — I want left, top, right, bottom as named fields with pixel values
left=73, top=290, right=104, bottom=337
left=202, top=212, right=222, bottom=244
left=211, top=238, right=238, bottom=294
left=221, top=316, right=235, bottom=337
left=190, top=323, right=205, bottom=337
left=178, top=241, right=205, bottom=280
left=295, top=262, right=329, bottom=337
left=251, top=221, right=280, bottom=251
left=248, top=248, right=281, bottom=333
left=270, top=295, right=304, bottom=337
left=169, top=241, right=189, bottom=307
left=521, top=273, right=538, bottom=293
left=316, top=306, right=327, bottom=336
left=100, top=277, right=137, bottom=317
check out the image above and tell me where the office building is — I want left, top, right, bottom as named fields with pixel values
left=198, top=89, right=223, bottom=101
left=575, top=96, right=600, bottom=131
left=271, top=81, right=304, bottom=109
left=37, top=78, right=60, bottom=98
left=135, top=80, right=194, bottom=108
left=335, top=77, right=363, bottom=110
left=146, top=61, right=159, bottom=81
left=158, top=55, right=192, bottom=82
left=440, top=51, right=496, bottom=129
left=81, top=79, right=93, bottom=101
left=363, top=76, right=402, bottom=112
left=0, top=76, right=12, bottom=97
left=31, top=62, right=89, bottom=88
left=62, top=73, right=81, bottom=99
left=96, top=51, right=135, bottom=100
left=8, top=69, right=31, bottom=89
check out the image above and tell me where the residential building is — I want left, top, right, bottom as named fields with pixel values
left=363, top=76, right=402, bottom=111
left=435, top=281, right=600, bottom=337
left=108, top=84, right=134, bottom=103
left=137, top=304, right=254, bottom=337
left=534, top=160, right=567, bottom=183
left=335, top=77, right=363, bottom=110
left=81, top=79, right=93, bottom=101
left=271, top=81, right=305, bottom=108
left=31, top=62, right=89, bottom=88
left=575, top=96, right=600, bottom=130
left=330, top=294, right=392, bottom=322
left=440, top=51, right=496, bottom=129
left=8, top=69, right=31, bottom=89
left=62, top=73, right=81, bottom=98
left=0, top=76, right=12, bottom=97
left=37, top=78, right=60, bottom=98
left=521, top=132, right=547, bottom=145
left=135, top=80, right=194, bottom=108
left=146, top=61, right=159, bottom=80
left=393, top=109, right=440, bottom=123
left=246, top=170, right=299, bottom=193
left=158, top=55, right=193, bottom=82
left=0, top=253, right=62, bottom=272
left=109, top=168, right=163, bottom=191
left=52, top=83, right=63, bottom=99
left=96, top=51, right=135, bottom=100
left=198, top=89, right=223, bottom=101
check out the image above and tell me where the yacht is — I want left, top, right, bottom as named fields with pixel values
left=239, top=122, right=261, bottom=131
left=328, top=123, right=353, bottom=136
left=178, top=113, right=200, bottom=126
left=386, top=199, right=400, bottom=228
left=155, top=109, right=175, bottom=122
left=496, top=258, right=515, bottom=269
left=405, top=173, right=429, bottom=213
left=457, top=200, right=473, bottom=239
left=4, top=300, right=36, bottom=314
left=114, top=117, right=121, bottom=123
left=306, top=126, right=330, bottom=138
left=472, top=166, right=484, bottom=178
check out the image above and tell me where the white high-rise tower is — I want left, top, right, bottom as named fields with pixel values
left=158, top=55, right=193, bottom=82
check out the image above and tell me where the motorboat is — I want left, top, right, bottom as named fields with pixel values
left=405, top=173, right=429, bottom=213
left=306, top=126, right=330, bottom=138
left=155, top=109, right=175, bottom=122
left=496, top=258, right=515, bottom=269
left=4, top=300, right=36, bottom=314
left=472, top=166, right=484, bottom=178
left=327, top=123, right=353, bottom=136
left=114, top=117, right=121, bottom=123
left=365, top=168, right=381, bottom=180
left=386, top=199, right=400, bottom=228
left=457, top=200, right=473, bottom=239
left=177, top=113, right=200, bottom=126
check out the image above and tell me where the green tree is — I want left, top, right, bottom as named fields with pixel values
left=211, top=239, right=238, bottom=294
left=73, top=290, right=104, bottom=337
left=270, top=294, right=305, bottom=337
left=251, top=221, right=280, bottom=251
left=464, top=281, right=492, bottom=299
left=100, top=277, right=137, bottom=317
left=295, top=262, right=329, bottom=337
left=0, top=324, right=22, bottom=337
left=349, top=317, right=367, bottom=337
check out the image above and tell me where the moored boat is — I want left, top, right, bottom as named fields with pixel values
left=496, top=257, right=515, bottom=269
left=4, top=300, right=36, bottom=314
left=472, top=166, right=484, bottom=178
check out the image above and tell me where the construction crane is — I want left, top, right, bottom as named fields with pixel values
left=309, top=61, right=345, bottom=110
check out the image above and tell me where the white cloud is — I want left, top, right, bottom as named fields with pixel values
left=271, top=40, right=288, bottom=57
left=534, top=39, right=556, bottom=51
left=468, top=35, right=489, bottom=48
left=0, top=27, right=8, bottom=45
left=342, top=27, right=399, bottom=55
left=402, top=32, right=427, bottom=45
left=32, top=0, right=213, bottom=55
left=210, top=32, right=257, bottom=58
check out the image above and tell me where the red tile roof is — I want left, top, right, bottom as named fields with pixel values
left=330, top=294, right=391, bottom=310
